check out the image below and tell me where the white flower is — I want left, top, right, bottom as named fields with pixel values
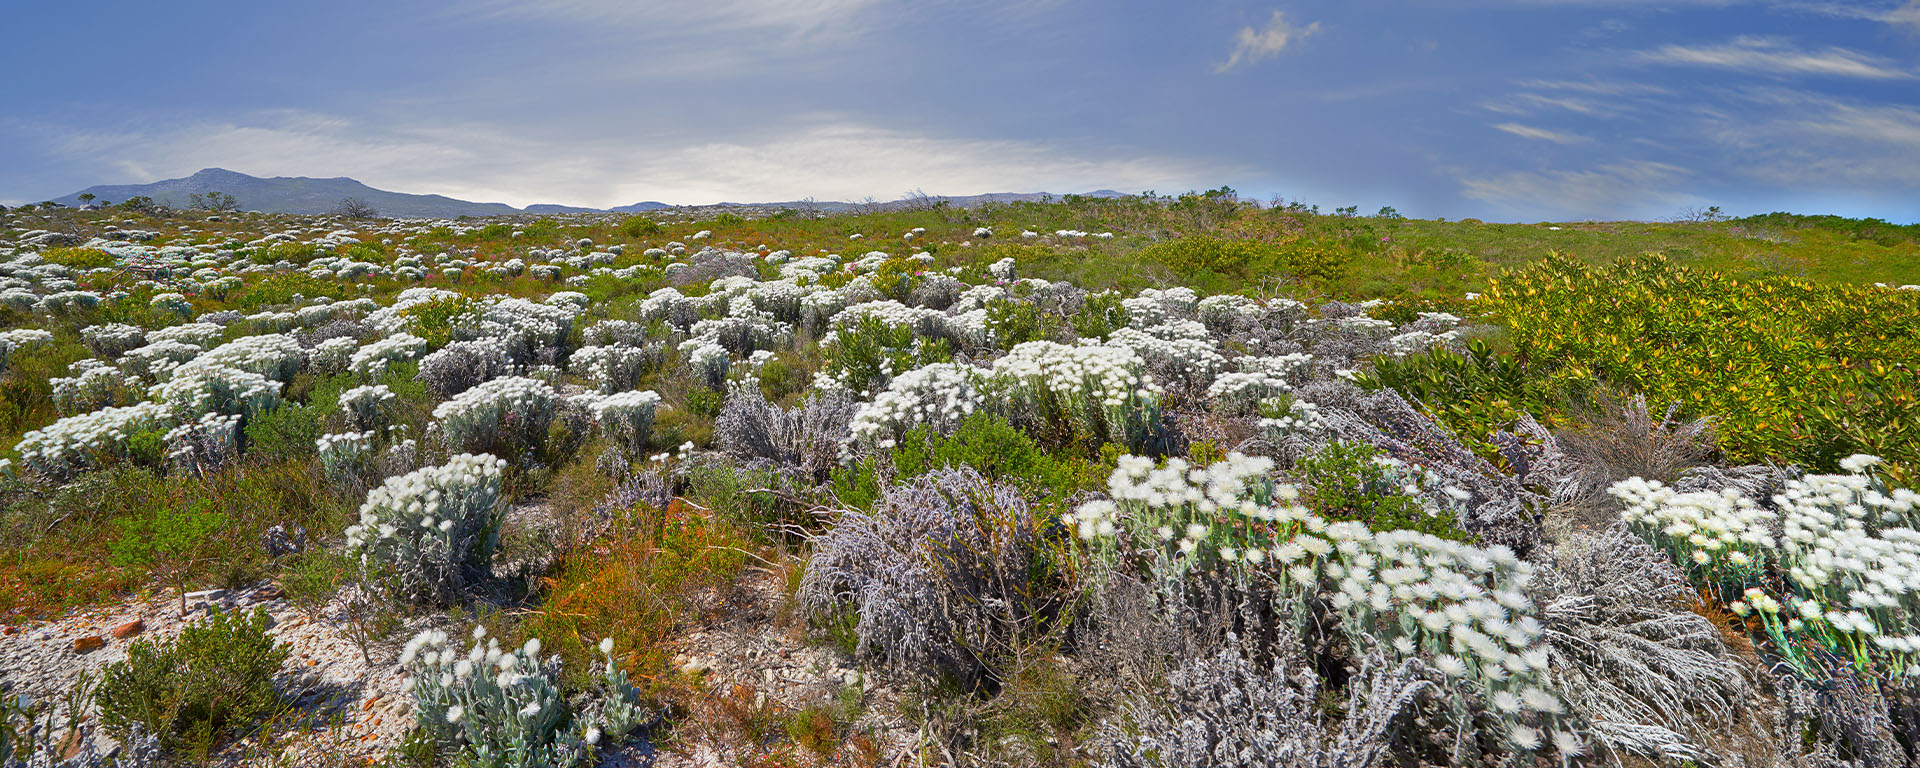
left=600, top=637, right=616, bottom=655
left=447, top=705, right=465, bottom=724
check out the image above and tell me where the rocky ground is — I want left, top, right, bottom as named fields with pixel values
left=1, top=534, right=914, bottom=768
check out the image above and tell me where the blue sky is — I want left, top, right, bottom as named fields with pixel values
left=3, top=0, right=1917, bottom=221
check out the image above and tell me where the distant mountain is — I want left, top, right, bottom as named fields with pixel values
left=54, top=168, right=528, bottom=218
left=52, top=168, right=1132, bottom=218
left=609, top=201, right=671, bottom=213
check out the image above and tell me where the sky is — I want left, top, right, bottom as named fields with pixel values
left=2, top=0, right=1918, bottom=222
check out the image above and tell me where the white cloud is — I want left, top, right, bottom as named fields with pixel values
left=1706, top=93, right=1920, bottom=186
left=1216, top=10, right=1321, bottom=73
left=41, top=112, right=1235, bottom=208
left=1637, top=36, right=1914, bottom=79
left=1494, top=123, right=1592, bottom=144
left=1459, top=160, right=1702, bottom=220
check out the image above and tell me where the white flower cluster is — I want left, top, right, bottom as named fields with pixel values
left=1258, top=396, right=1329, bottom=440
left=586, top=389, right=662, bottom=457
left=401, top=626, right=646, bottom=766
left=1206, top=371, right=1293, bottom=414
left=989, top=341, right=1163, bottom=450
left=679, top=340, right=731, bottom=391
left=162, top=411, right=243, bottom=475
left=1072, top=451, right=1573, bottom=753
left=1617, top=458, right=1920, bottom=675
left=346, top=453, right=506, bottom=602
left=351, top=333, right=430, bottom=377
left=51, top=361, right=135, bottom=415
left=432, top=376, right=559, bottom=456
left=339, top=383, right=397, bottom=431
left=568, top=345, right=657, bottom=394
left=317, top=430, right=376, bottom=484
left=845, top=362, right=981, bottom=453
left=148, top=363, right=283, bottom=420
left=15, top=401, right=172, bottom=479
left=306, top=337, right=359, bottom=375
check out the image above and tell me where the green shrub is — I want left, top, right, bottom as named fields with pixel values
left=620, top=215, right=661, bottom=238
left=97, top=607, right=288, bottom=761
left=108, top=501, right=227, bottom=616
left=1294, top=441, right=1470, bottom=541
left=41, top=247, right=116, bottom=270
left=890, top=413, right=1102, bottom=501
left=1070, top=292, right=1130, bottom=341
left=985, top=298, right=1049, bottom=348
left=243, top=403, right=322, bottom=461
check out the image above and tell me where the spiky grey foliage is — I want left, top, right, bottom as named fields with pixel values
left=714, top=385, right=857, bottom=482
left=799, top=468, right=1072, bottom=688
left=1768, top=664, right=1920, bottom=768
left=417, top=339, right=516, bottom=399
left=1279, top=380, right=1542, bottom=553
left=668, top=249, right=757, bottom=287
left=1534, top=523, right=1750, bottom=765
left=295, top=318, right=366, bottom=348
left=1101, top=638, right=1435, bottom=768
left=1, top=723, right=160, bottom=768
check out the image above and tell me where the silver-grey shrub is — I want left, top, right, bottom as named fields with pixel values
left=418, top=339, right=516, bottom=399
left=344, top=453, right=506, bottom=603
left=798, top=468, right=1073, bottom=688
left=714, top=385, right=857, bottom=482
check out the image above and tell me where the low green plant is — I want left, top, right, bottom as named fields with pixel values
left=96, top=607, right=289, bottom=762
left=1294, top=441, right=1471, bottom=541
left=107, top=501, right=228, bottom=615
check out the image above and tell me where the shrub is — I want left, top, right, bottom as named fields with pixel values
left=41, top=246, right=116, bottom=270
left=1482, top=254, right=1920, bottom=474
left=800, top=468, right=1079, bottom=689
left=433, top=376, right=559, bottom=458
left=1294, top=441, right=1472, bottom=541
left=107, top=501, right=227, bottom=616
left=96, top=607, right=288, bottom=760
left=243, top=402, right=322, bottom=461
left=400, top=628, right=648, bottom=768
left=620, top=215, right=661, bottom=238
left=587, top=390, right=662, bottom=458
left=344, top=453, right=506, bottom=603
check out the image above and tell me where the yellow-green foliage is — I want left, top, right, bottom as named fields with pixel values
left=41, top=247, right=115, bottom=270
left=1483, top=254, right=1920, bottom=472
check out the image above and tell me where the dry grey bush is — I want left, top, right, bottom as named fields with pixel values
left=1776, top=669, right=1917, bottom=768
left=1101, top=634, right=1435, bottom=768
left=713, top=385, right=857, bottom=482
left=416, top=339, right=515, bottom=398
left=1548, top=393, right=1715, bottom=523
left=798, top=468, right=1074, bottom=689
left=668, top=249, right=757, bottom=287
left=296, top=318, right=366, bottom=348
left=1533, top=524, right=1751, bottom=764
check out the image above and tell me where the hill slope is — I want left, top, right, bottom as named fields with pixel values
left=54, top=168, right=532, bottom=218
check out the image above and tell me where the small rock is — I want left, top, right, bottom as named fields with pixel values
left=113, top=619, right=145, bottom=639
left=73, top=635, right=105, bottom=654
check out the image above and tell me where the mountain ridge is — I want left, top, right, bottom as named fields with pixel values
left=50, top=168, right=1127, bottom=218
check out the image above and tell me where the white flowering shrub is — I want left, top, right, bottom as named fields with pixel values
left=432, top=376, right=559, bottom=457
left=587, top=390, right=662, bottom=458
left=15, top=401, right=172, bottom=480
left=339, top=384, right=397, bottom=431
left=1615, top=456, right=1920, bottom=677
left=81, top=322, right=147, bottom=357
left=567, top=345, right=658, bottom=394
left=845, top=362, right=982, bottom=454
left=350, top=333, right=429, bottom=377
left=163, top=412, right=243, bottom=475
left=1205, top=371, right=1292, bottom=414
left=401, top=627, right=646, bottom=767
left=345, top=453, right=506, bottom=602
left=679, top=340, right=730, bottom=391
left=51, top=361, right=136, bottom=415
left=1071, top=452, right=1578, bottom=756
left=185, top=334, right=306, bottom=382
left=120, top=339, right=204, bottom=382
left=308, top=336, right=359, bottom=375
left=988, top=341, right=1164, bottom=451
left=317, top=430, right=376, bottom=486
left=149, top=364, right=283, bottom=420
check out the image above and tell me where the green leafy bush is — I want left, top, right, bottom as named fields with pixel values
left=1294, top=441, right=1470, bottom=541
left=97, top=607, right=288, bottom=761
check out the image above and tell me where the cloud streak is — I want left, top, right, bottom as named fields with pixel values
left=1494, top=123, right=1592, bottom=143
left=1637, top=36, right=1915, bottom=79
left=1216, top=10, right=1321, bottom=73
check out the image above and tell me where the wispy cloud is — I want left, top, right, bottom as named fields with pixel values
left=1459, top=160, right=1701, bottom=220
left=1494, top=123, right=1592, bottom=143
left=1637, top=36, right=1914, bottom=79
left=37, top=112, right=1236, bottom=207
left=1706, top=92, right=1920, bottom=186
left=1216, top=10, right=1320, bottom=73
